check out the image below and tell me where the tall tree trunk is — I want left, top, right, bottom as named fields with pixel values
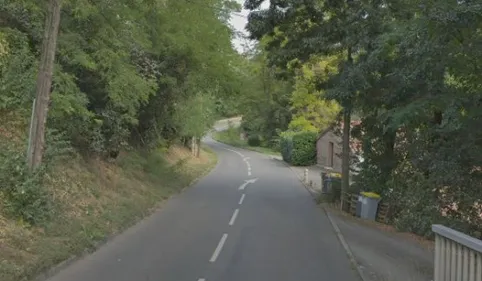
left=195, top=138, right=201, bottom=158
left=27, top=0, right=61, bottom=171
left=380, top=131, right=396, bottom=184
left=340, top=46, right=354, bottom=209
left=191, top=136, right=196, bottom=156
left=341, top=107, right=351, bottom=209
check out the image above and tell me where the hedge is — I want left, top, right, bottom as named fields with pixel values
left=280, top=131, right=317, bottom=166
left=280, top=134, right=293, bottom=163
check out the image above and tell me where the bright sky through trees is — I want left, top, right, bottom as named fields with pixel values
left=229, top=0, right=269, bottom=53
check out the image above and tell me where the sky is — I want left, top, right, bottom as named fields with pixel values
left=229, top=0, right=270, bottom=53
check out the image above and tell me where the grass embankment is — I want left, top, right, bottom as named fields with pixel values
left=212, top=127, right=280, bottom=156
left=0, top=130, right=217, bottom=281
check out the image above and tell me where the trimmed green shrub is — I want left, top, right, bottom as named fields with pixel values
left=280, top=134, right=294, bottom=163
left=290, top=132, right=317, bottom=166
left=247, top=134, right=261, bottom=146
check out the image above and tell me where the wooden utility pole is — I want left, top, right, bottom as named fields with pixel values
left=27, top=0, right=61, bottom=171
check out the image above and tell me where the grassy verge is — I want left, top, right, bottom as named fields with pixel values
left=0, top=145, right=217, bottom=281
left=212, top=128, right=280, bottom=156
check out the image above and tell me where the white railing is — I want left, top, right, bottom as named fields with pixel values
left=432, top=225, right=482, bottom=281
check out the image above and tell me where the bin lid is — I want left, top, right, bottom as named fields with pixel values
left=322, top=172, right=341, bottom=178
left=360, top=191, right=381, bottom=199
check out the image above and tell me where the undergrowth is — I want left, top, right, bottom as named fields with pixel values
left=212, top=126, right=280, bottom=156
left=0, top=141, right=217, bottom=281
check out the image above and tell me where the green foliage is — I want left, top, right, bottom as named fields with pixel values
left=288, top=56, right=341, bottom=133
left=279, top=131, right=316, bottom=166
left=280, top=131, right=295, bottom=164
left=236, top=47, right=293, bottom=146
left=224, top=126, right=242, bottom=143
left=290, top=132, right=317, bottom=166
left=1, top=0, right=244, bottom=153
left=212, top=126, right=245, bottom=147
left=245, top=0, right=482, bottom=236
left=213, top=126, right=280, bottom=156
left=173, top=92, right=218, bottom=139
left=0, top=128, right=74, bottom=225
left=247, top=134, right=261, bottom=147
left=0, top=0, right=249, bottom=226
left=0, top=28, right=37, bottom=111
left=0, top=147, right=53, bottom=225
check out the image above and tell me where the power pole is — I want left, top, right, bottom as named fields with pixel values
left=27, top=0, right=62, bottom=171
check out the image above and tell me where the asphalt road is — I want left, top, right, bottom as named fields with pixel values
left=46, top=136, right=360, bottom=281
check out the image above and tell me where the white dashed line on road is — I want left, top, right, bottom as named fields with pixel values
left=239, top=179, right=258, bottom=190
left=197, top=279, right=206, bottom=281
left=239, top=194, right=246, bottom=205
left=224, top=147, right=244, bottom=158
left=248, top=171, right=251, bottom=176
left=238, top=182, right=248, bottom=190
left=209, top=234, right=228, bottom=263
left=229, top=209, right=239, bottom=226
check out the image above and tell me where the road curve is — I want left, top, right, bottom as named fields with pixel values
left=46, top=137, right=360, bottom=281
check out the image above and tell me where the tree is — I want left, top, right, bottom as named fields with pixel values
left=241, top=0, right=482, bottom=236
left=236, top=45, right=293, bottom=145
left=27, top=0, right=61, bottom=171
left=1, top=0, right=247, bottom=158
left=173, top=92, right=218, bottom=157
left=288, top=56, right=341, bottom=133
left=244, top=0, right=363, bottom=205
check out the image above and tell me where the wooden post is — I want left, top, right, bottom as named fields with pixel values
left=27, top=0, right=61, bottom=171
left=26, top=98, right=36, bottom=163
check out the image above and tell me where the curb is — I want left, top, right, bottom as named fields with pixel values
left=271, top=156, right=369, bottom=281
left=269, top=156, right=319, bottom=198
left=322, top=206, right=370, bottom=281
left=33, top=148, right=219, bottom=281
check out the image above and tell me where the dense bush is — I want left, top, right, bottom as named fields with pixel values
left=0, top=148, right=53, bottom=225
left=247, top=134, right=261, bottom=146
left=280, top=133, right=294, bottom=163
left=267, top=137, right=281, bottom=151
left=0, top=129, right=75, bottom=225
left=290, top=132, right=317, bottom=166
left=280, top=131, right=317, bottom=166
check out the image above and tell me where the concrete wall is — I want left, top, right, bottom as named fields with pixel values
left=316, top=130, right=342, bottom=173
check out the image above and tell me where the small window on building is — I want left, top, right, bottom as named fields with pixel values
left=328, top=141, right=334, bottom=167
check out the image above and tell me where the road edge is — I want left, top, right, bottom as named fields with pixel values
left=322, top=206, right=370, bottom=281
left=270, top=156, right=370, bottom=281
left=33, top=148, right=219, bottom=281
left=269, top=156, right=319, bottom=197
